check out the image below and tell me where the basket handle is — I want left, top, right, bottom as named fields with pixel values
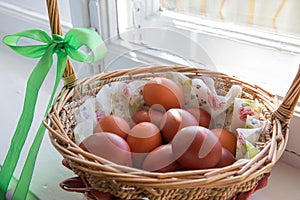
left=273, top=66, right=300, bottom=127
left=46, top=0, right=77, bottom=88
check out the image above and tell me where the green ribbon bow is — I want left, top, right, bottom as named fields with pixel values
left=0, top=28, right=107, bottom=200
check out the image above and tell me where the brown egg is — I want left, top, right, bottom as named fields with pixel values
left=215, top=148, right=236, bottom=168
left=211, top=128, right=237, bottom=156
left=142, top=77, right=185, bottom=111
left=142, top=144, right=183, bottom=172
left=160, top=108, right=198, bottom=143
left=131, top=109, right=164, bottom=127
left=127, top=122, right=162, bottom=153
left=79, top=132, right=132, bottom=167
left=172, top=126, right=222, bottom=170
left=127, top=122, right=162, bottom=168
left=94, top=115, right=130, bottom=139
left=185, top=107, right=212, bottom=128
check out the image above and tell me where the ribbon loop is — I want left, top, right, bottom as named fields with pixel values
left=64, top=28, right=107, bottom=63
left=2, top=29, right=52, bottom=58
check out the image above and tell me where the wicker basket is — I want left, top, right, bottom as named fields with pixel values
left=43, top=1, right=300, bottom=199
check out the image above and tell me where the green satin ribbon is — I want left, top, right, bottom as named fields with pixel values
left=0, top=28, right=107, bottom=200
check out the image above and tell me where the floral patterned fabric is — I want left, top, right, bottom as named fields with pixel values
left=231, top=98, right=262, bottom=134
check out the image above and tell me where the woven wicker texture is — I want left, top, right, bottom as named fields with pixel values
left=44, top=1, right=300, bottom=200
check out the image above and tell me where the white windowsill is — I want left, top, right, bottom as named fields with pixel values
left=250, top=162, right=300, bottom=200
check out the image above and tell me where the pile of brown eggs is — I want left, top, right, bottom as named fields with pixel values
left=79, top=77, right=237, bottom=172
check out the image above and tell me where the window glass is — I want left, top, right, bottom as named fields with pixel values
left=161, top=0, right=300, bottom=37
